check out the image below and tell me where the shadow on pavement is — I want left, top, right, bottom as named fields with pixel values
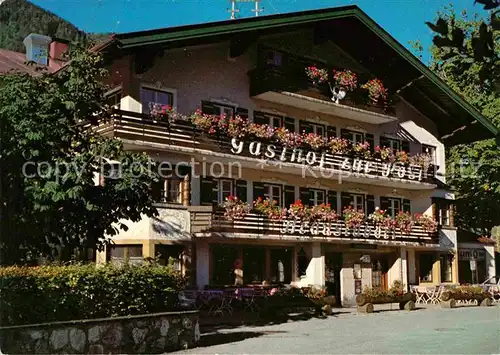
left=198, top=330, right=267, bottom=347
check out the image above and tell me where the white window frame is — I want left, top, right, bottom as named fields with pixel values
left=387, top=138, right=401, bottom=151
left=140, top=85, right=177, bottom=114
left=422, top=144, right=437, bottom=164
left=264, top=184, right=282, bottom=207
left=212, top=103, right=235, bottom=119
left=387, top=198, right=402, bottom=218
left=351, top=194, right=364, bottom=212
left=350, top=132, right=364, bottom=145
left=214, top=179, right=234, bottom=204
left=439, top=205, right=450, bottom=226
left=310, top=189, right=326, bottom=205
left=311, top=123, right=325, bottom=137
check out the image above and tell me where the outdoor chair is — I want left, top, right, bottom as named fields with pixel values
left=414, top=286, right=428, bottom=304
left=426, top=286, right=440, bottom=304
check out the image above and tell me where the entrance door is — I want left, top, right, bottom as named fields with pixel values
left=325, top=252, right=343, bottom=306
left=372, top=257, right=389, bottom=290
left=270, top=248, right=293, bottom=284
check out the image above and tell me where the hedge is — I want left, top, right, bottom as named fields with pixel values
left=0, top=263, right=186, bottom=326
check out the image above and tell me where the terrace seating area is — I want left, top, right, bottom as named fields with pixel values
left=410, top=284, right=500, bottom=306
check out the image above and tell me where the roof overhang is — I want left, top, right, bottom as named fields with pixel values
left=112, top=6, right=498, bottom=146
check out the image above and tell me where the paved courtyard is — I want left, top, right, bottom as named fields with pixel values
left=181, top=305, right=500, bottom=354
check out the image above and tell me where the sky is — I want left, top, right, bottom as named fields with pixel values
left=30, top=0, right=484, bottom=64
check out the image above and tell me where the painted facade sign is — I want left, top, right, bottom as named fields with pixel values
left=230, top=138, right=425, bottom=181
left=458, top=248, right=486, bottom=261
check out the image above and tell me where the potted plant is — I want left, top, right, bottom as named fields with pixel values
left=368, top=207, right=386, bottom=225
left=253, top=197, right=286, bottom=220
left=328, top=137, right=350, bottom=155
left=395, top=150, right=409, bottom=164
left=361, top=78, right=388, bottom=105
left=409, top=153, right=433, bottom=168
left=415, top=213, right=438, bottom=233
left=310, top=203, right=338, bottom=222
left=342, top=206, right=365, bottom=229
left=275, top=127, right=302, bottom=148
left=302, top=132, right=326, bottom=150
left=247, top=123, right=275, bottom=140
left=330, top=69, right=358, bottom=103
left=289, top=200, right=309, bottom=220
left=226, top=115, right=248, bottom=139
left=189, top=109, right=217, bottom=134
left=221, top=196, right=249, bottom=220
left=374, top=146, right=395, bottom=163
left=395, top=211, right=413, bottom=234
left=305, top=66, right=329, bottom=86
left=353, top=141, right=371, bottom=159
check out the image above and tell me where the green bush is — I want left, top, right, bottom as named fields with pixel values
left=0, top=263, right=187, bottom=326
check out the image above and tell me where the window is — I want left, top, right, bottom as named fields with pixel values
left=440, top=254, right=453, bottom=282
left=254, top=111, right=283, bottom=128
left=109, top=245, right=143, bottom=265
left=351, top=194, right=364, bottom=212
left=105, top=88, right=121, bottom=109
left=266, top=50, right=282, bottom=66
left=310, top=189, right=325, bottom=205
left=156, top=245, right=183, bottom=271
left=214, top=179, right=234, bottom=204
left=387, top=198, right=401, bottom=218
left=380, top=137, right=401, bottom=151
left=152, top=164, right=190, bottom=204
left=419, top=253, right=434, bottom=282
left=341, top=129, right=364, bottom=146
left=434, top=199, right=453, bottom=227
left=311, top=123, right=325, bottom=137
left=265, top=184, right=282, bottom=207
left=212, top=103, right=234, bottom=119
left=140, top=87, right=174, bottom=114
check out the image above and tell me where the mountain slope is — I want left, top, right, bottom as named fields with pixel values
left=0, top=0, right=86, bottom=52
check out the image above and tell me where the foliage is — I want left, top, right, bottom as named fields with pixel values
left=331, top=69, right=358, bottom=91
left=368, top=208, right=387, bottom=224
left=0, top=0, right=86, bottom=52
left=374, top=145, right=396, bottom=162
left=226, top=115, right=248, bottom=139
left=362, top=280, right=405, bottom=299
left=361, top=78, right=389, bottom=104
left=309, top=203, right=338, bottom=222
left=425, top=0, right=499, bottom=88
left=302, top=132, right=326, bottom=150
left=342, top=206, right=365, bottom=229
left=288, top=200, right=308, bottom=220
left=415, top=213, right=438, bottom=233
left=0, top=263, right=186, bottom=326
left=422, top=3, right=500, bottom=234
left=275, top=127, right=303, bottom=148
left=395, top=150, right=409, bottom=163
left=353, top=141, right=371, bottom=159
left=221, top=196, right=249, bottom=220
left=0, top=47, right=158, bottom=264
left=304, top=287, right=327, bottom=300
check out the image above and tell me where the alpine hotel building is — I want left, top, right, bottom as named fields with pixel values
left=90, top=6, right=498, bottom=305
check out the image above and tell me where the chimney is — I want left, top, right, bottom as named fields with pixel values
left=49, top=38, right=70, bottom=71
left=23, top=33, right=52, bottom=66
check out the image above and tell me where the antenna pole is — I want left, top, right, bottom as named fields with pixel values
left=229, top=0, right=263, bottom=19
left=251, top=0, right=263, bottom=17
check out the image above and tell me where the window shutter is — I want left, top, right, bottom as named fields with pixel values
left=299, top=120, right=313, bottom=134
left=327, top=126, right=337, bottom=139
left=200, top=177, right=215, bottom=205
left=341, top=192, right=352, bottom=212
left=365, top=133, right=375, bottom=153
left=235, top=107, right=249, bottom=120
left=327, top=191, right=338, bottom=212
left=253, top=111, right=268, bottom=125
left=284, top=185, right=296, bottom=208
left=380, top=197, right=391, bottom=212
left=366, top=195, right=375, bottom=215
left=235, top=180, right=247, bottom=202
left=380, top=136, right=391, bottom=148
left=299, top=187, right=310, bottom=206
left=402, top=199, right=411, bottom=213
left=401, top=140, right=410, bottom=153
left=449, top=203, right=455, bottom=227
left=431, top=201, right=438, bottom=222
left=252, top=182, right=266, bottom=202
left=151, top=180, right=163, bottom=202
left=201, top=101, right=217, bottom=115
left=284, top=117, right=295, bottom=132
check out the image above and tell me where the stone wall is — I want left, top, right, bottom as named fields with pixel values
left=0, top=311, right=200, bottom=354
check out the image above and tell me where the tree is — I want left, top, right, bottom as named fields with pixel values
left=422, top=2, right=500, bottom=235
left=0, top=45, right=159, bottom=265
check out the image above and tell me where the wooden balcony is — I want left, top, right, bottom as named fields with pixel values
left=97, top=109, right=437, bottom=189
left=248, top=66, right=397, bottom=124
left=191, top=212, right=439, bottom=247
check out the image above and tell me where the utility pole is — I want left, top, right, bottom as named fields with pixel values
left=228, top=0, right=263, bottom=20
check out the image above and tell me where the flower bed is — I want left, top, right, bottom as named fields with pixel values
left=440, top=286, right=492, bottom=302
left=356, top=281, right=416, bottom=313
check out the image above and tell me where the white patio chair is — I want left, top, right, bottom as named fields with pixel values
left=415, top=286, right=428, bottom=305
left=426, top=287, right=440, bottom=304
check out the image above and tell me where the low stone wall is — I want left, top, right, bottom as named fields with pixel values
left=0, top=311, right=200, bottom=354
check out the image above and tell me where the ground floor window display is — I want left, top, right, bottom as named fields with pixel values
left=458, top=248, right=487, bottom=284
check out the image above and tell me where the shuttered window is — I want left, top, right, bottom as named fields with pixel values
left=235, top=180, right=248, bottom=202
left=327, top=191, right=338, bottom=212
left=284, top=185, right=296, bottom=208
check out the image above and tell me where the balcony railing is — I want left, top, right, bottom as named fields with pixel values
left=248, top=65, right=397, bottom=124
left=99, top=110, right=437, bottom=188
left=192, top=212, right=439, bottom=247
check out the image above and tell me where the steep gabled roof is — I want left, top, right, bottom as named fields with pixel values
left=111, top=5, right=499, bottom=145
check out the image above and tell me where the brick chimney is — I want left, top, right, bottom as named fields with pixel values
left=49, top=38, right=70, bottom=71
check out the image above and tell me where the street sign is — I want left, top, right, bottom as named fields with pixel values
left=469, top=260, right=477, bottom=271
